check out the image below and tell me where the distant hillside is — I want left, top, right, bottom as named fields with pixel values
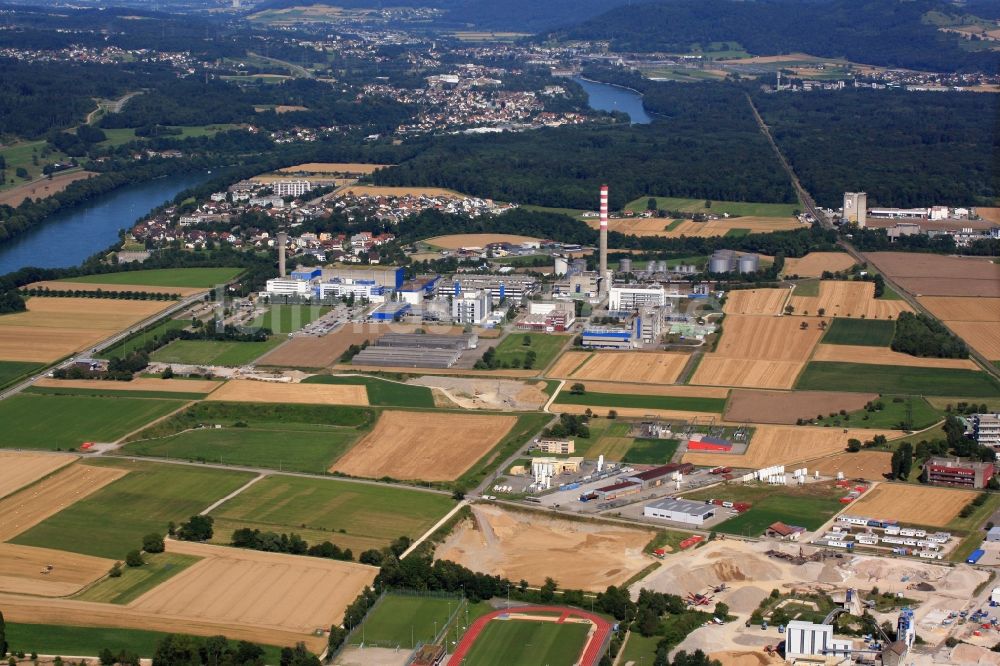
left=551, top=0, right=998, bottom=73
left=251, top=0, right=632, bottom=31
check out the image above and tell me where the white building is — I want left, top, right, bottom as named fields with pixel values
left=609, top=285, right=667, bottom=312
left=265, top=278, right=310, bottom=296
left=452, top=289, right=491, bottom=325
left=272, top=180, right=312, bottom=197
left=974, top=414, right=1000, bottom=448
left=843, top=192, right=867, bottom=227
left=315, top=279, right=387, bottom=303
left=643, top=498, right=715, bottom=526
left=785, top=621, right=853, bottom=662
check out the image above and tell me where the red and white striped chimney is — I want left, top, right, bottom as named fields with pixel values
left=599, top=185, right=609, bottom=295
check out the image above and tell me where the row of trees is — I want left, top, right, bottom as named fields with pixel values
left=891, top=312, right=969, bottom=359
left=20, top=288, right=182, bottom=301
left=230, top=528, right=354, bottom=562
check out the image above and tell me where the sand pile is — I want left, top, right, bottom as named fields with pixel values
left=711, top=651, right=782, bottom=666
left=951, top=643, right=1000, bottom=665
left=727, top=586, right=768, bottom=614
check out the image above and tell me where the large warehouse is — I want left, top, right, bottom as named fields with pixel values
left=643, top=498, right=716, bottom=526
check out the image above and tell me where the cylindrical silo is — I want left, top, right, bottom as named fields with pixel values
left=738, top=254, right=760, bottom=273
left=620, top=257, right=632, bottom=274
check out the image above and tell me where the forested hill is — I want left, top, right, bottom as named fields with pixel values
left=552, top=0, right=998, bottom=74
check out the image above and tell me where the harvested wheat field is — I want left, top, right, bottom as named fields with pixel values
left=724, top=390, right=876, bottom=425
left=331, top=410, right=517, bottom=481
left=342, top=363, right=536, bottom=378
left=435, top=504, right=655, bottom=591
left=33, top=377, right=221, bottom=394
left=783, top=252, right=856, bottom=277
left=593, top=217, right=803, bottom=238
left=595, top=218, right=687, bottom=237
left=810, top=451, right=892, bottom=482
left=0, top=452, right=78, bottom=500
left=339, top=186, right=462, bottom=199
left=723, top=288, right=790, bottom=316
left=0, top=464, right=128, bottom=541
left=558, top=403, right=723, bottom=422
left=0, top=171, right=96, bottom=207
left=789, top=281, right=912, bottom=319
left=682, top=425, right=902, bottom=469
left=546, top=351, right=591, bottom=378
left=206, top=379, right=368, bottom=405
left=27, top=281, right=202, bottom=297
left=567, top=351, right=690, bottom=384
left=424, top=233, right=543, bottom=249
left=944, top=322, right=1000, bottom=360
left=691, top=315, right=826, bottom=389
left=919, top=297, right=1000, bottom=360
left=0, top=298, right=172, bottom=363
left=978, top=207, right=1000, bottom=224
left=812, top=344, right=979, bottom=369
left=848, top=483, right=974, bottom=527
left=868, top=252, right=1000, bottom=297
left=279, top=162, right=391, bottom=174
left=0, top=543, right=112, bottom=597
left=574, top=382, right=729, bottom=398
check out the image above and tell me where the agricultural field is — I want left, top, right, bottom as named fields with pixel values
left=550, top=350, right=690, bottom=385
left=74, top=552, right=200, bottom=604
left=0, top=297, right=174, bottom=363
left=867, top=252, right=1000, bottom=298
left=304, top=374, right=435, bottom=408
left=811, top=344, right=979, bottom=370
left=0, top=360, right=43, bottom=390
left=257, top=323, right=388, bottom=368
left=821, top=318, right=895, bottom=346
left=2, top=623, right=225, bottom=660
left=0, top=394, right=186, bottom=450
left=681, top=425, right=902, bottom=469
left=810, top=451, right=893, bottom=482
left=848, top=483, right=975, bottom=527
left=34, top=377, right=221, bottom=396
left=553, top=389, right=726, bottom=414
left=0, top=451, right=77, bottom=499
left=0, top=464, right=127, bottom=542
left=919, top=296, right=1000, bottom=361
left=30, top=280, right=202, bottom=297
left=684, top=482, right=846, bottom=535
left=60, top=268, right=243, bottom=289
left=460, top=619, right=590, bottom=666
left=796, top=361, right=999, bottom=397
left=723, top=288, right=790, bottom=316
left=690, top=315, right=826, bottom=389
left=206, top=379, right=369, bottom=406
left=491, top=332, right=567, bottom=371
left=150, top=338, right=284, bottom=367
left=250, top=304, right=331, bottom=334
left=330, top=410, right=517, bottom=482
left=435, top=505, right=655, bottom=591
left=12, top=460, right=254, bottom=558
left=783, top=252, right=857, bottom=277
left=0, top=171, right=96, bottom=207
left=787, top=281, right=912, bottom=319
left=422, top=233, right=541, bottom=248
left=351, top=594, right=462, bottom=648
left=621, top=438, right=681, bottom=464
left=277, top=162, right=391, bottom=174
left=624, top=196, right=800, bottom=218
left=103, top=317, right=189, bottom=359
left=723, top=390, right=876, bottom=425
left=813, top=395, right=942, bottom=430
left=0, top=543, right=112, bottom=597
left=592, top=216, right=803, bottom=238
left=208, top=475, right=455, bottom=553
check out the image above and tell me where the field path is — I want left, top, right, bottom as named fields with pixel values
left=110, top=400, right=198, bottom=447
left=199, top=473, right=267, bottom=515
left=400, top=499, right=468, bottom=559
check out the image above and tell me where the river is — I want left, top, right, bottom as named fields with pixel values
left=573, top=76, right=652, bottom=124
left=0, top=172, right=209, bottom=275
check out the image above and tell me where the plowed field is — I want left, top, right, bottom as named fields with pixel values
left=724, top=390, right=876, bottom=425
left=848, top=483, right=974, bottom=527
left=206, top=379, right=369, bottom=405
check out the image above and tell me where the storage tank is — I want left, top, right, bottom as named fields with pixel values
left=554, top=255, right=570, bottom=276
left=738, top=254, right=760, bottom=274
left=656, top=260, right=668, bottom=273
left=619, top=257, right=632, bottom=274
left=709, top=255, right=731, bottom=273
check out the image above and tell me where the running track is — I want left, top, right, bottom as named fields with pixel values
left=446, top=605, right=613, bottom=666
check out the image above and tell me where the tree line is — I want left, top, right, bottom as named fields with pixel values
left=891, top=312, right=968, bottom=359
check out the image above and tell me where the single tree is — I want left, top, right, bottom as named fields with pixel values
left=125, top=550, right=144, bottom=567
left=142, top=533, right=165, bottom=553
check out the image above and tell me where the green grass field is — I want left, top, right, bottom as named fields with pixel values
left=103, top=317, right=190, bottom=358
left=554, top=391, right=725, bottom=413
left=462, top=619, right=589, bottom=666
left=0, top=140, right=70, bottom=191
left=684, top=483, right=844, bottom=536
left=251, top=305, right=331, bottom=334
left=60, top=268, right=243, bottom=288
left=150, top=338, right=284, bottom=366
left=622, top=438, right=680, bottom=464
left=822, top=318, right=895, bottom=346
left=4, top=624, right=284, bottom=661
left=209, top=475, right=455, bottom=553
left=353, top=594, right=461, bottom=647
left=123, top=424, right=361, bottom=473
left=624, top=196, right=799, bottom=218
left=26, top=385, right=210, bottom=401
left=793, top=279, right=821, bottom=297
left=0, top=394, right=185, bottom=450
left=0, top=360, right=43, bottom=389
left=812, top=395, right=943, bottom=430
left=573, top=418, right=631, bottom=459
left=302, top=374, right=435, bottom=408
left=618, top=632, right=661, bottom=665
left=492, top=333, right=567, bottom=371
left=13, top=460, right=254, bottom=559
left=796, top=362, right=1000, bottom=397
left=75, top=553, right=200, bottom=604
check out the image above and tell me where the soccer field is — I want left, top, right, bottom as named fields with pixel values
left=353, top=594, right=461, bottom=647
left=462, top=620, right=590, bottom=666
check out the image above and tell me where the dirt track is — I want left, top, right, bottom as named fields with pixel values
left=0, top=452, right=78, bottom=499
left=783, top=253, right=856, bottom=277
left=848, top=483, right=974, bottom=527
left=206, top=379, right=369, bottom=405
left=724, top=390, right=876, bottom=425
left=435, top=505, right=654, bottom=591
left=812, top=344, right=980, bottom=369
left=331, top=410, right=517, bottom=481
left=0, top=542, right=112, bottom=597
left=0, top=464, right=127, bottom=541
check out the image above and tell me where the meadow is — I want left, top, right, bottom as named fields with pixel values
left=75, top=553, right=201, bottom=604
left=0, top=360, right=42, bottom=389
left=492, top=333, right=567, bottom=371
left=352, top=594, right=462, bottom=647
left=554, top=391, right=726, bottom=413
left=60, top=268, right=243, bottom=289
left=624, top=196, right=799, bottom=217
left=251, top=305, right=330, bottom=334
left=102, top=318, right=188, bottom=358
left=812, top=395, right=943, bottom=430
left=0, top=394, right=186, bottom=449
left=822, top=318, right=895, bottom=346
left=26, top=385, right=209, bottom=401
left=302, top=374, right=435, bottom=408
left=460, top=620, right=589, bottom=666
left=12, top=460, right=254, bottom=559
left=150, top=338, right=284, bottom=366
left=622, top=439, right=680, bottom=464
left=685, top=483, right=844, bottom=536
left=796, top=362, right=1000, bottom=397
left=209, top=475, right=455, bottom=553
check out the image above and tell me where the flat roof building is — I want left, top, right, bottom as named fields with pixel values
left=643, top=498, right=716, bottom=526
left=626, top=463, right=693, bottom=489
left=974, top=414, right=1000, bottom=448
left=609, top=284, right=667, bottom=312
left=925, top=456, right=995, bottom=489
left=785, top=621, right=853, bottom=662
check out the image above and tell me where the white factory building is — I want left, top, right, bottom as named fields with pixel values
left=609, top=285, right=667, bottom=312
left=452, top=289, right=491, bottom=325
left=271, top=180, right=312, bottom=197
left=265, top=277, right=311, bottom=296
left=643, top=498, right=716, bottom=526
left=784, top=621, right=853, bottom=662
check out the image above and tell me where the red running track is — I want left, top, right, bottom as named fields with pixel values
left=446, top=605, right=613, bottom=666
